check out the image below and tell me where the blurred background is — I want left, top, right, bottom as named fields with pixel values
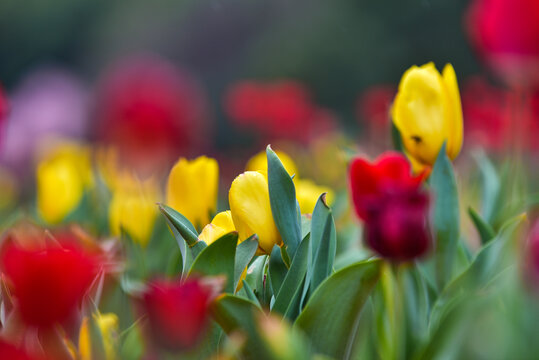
left=0, top=0, right=536, bottom=209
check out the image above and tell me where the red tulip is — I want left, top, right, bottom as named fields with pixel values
left=142, top=278, right=213, bottom=352
left=224, top=80, right=333, bottom=143
left=0, top=339, right=39, bottom=360
left=95, top=55, right=207, bottom=173
left=466, top=0, right=539, bottom=88
left=349, top=152, right=430, bottom=260
left=0, top=242, right=99, bottom=328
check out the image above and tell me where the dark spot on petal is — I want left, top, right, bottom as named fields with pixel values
left=411, top=135, right=422, bottom=144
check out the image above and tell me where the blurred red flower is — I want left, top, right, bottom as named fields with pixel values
left=466, top=0, right=539, bottom=88
left=0, top=241, right=99, bottom=328
left=356, top=85, right=395, bottom=132
left=95, top=55, right=208, bottom=173
left=0, top=339, right=40, bottom=360
left=461, top=77, right=539, bottom=152
left=142, top=278, right=212, bottom=352
left=224, top=80, right=335, bottom=143
left=349, top=152, right=430, bottom=260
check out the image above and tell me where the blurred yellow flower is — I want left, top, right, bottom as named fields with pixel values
left=79, top=312, right=119, bottom=360
left=229, top=171, right=282, bottom=255
left=166, top=156, right=218, bottom=229
left=295, top=179, right=334, bottom=214
left=36, top=142, right=93, bottom=224
left=199, top=210, right=236, bottom=245
left=109, top=174, right=159, bottom=247
left=246, top=149, right=298, bottom=178
left=392, top=62, right=463, bottom=172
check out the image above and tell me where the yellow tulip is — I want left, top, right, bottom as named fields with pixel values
left=166, top=156, right=219, bottom=229
left=36, top=142, right=93, bottom=224
left=79, top=312, right=119, bottom=360
left=295, top=179, right=334, bottom=214
left=229, top=171, right=282, bottom=255
left=109, top=174, right=159, bottom=247
left=199, top=210, right=236, bottom=245
left=246, top=149, right=298, bottom=178
left=392, top=62, right=463, bottom=172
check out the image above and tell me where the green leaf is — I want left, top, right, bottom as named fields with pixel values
left=468, top=207, right=496, bottom=245
left=272, top=236, right=310, bottom=317
left=428, top=213, right=526, bottom=333
left=239, top=280, right=262, bottom=308
left=211, top=295, right=269, bottom=359
left=295, top=259, right=382, bottom=359
left=158, top=203, right=203, bottom=247
left=310, top=194, right=337, bottom=291
left=266, top=146, right=302, bottom=258
left=473, top=151, right=500, bottom=224
left=119, top=321, right=145, bottom=360
left=189, top=232, right=238, bottom=293
left=234, top=235, right=259, bottom=293
left=430, top=142, right=460, bottom=289
left=269, top=245, right=288, bottom=296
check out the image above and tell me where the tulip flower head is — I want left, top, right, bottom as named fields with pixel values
left=36, top=142, right=93, bottom=224
left=229, top=171, right=282, bottom=255
left=142, top=278, right=212, bottom=352
left=349, top=152, right=430, bottom=260
left=166, top=156, right=219, bottom=230
left=0, top=339, right=40, bottom=360
left=199, top=211, right=236, bottom=245
left=466, top=0, right=539, bottom=88
left=246, top=149, right=298, bottom=178
left=392, top=63, right=463, bottom=173
left=295, top=179, right=334, bottom=214
left=0, top=241, right=99, bottom=328
left=109, top=174, right=159, bottom=247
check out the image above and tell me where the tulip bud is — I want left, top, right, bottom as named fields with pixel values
left=108, top=174, right=159, bottom=247
left=142, top=278, right=213, bottom=352
left=199, top=211, right=236, bottom=245
left=229, top=171, right=282, bottom=255
left=79, top=313, right=119, bottom=360
left=246, top=150, right=298, bottom=178
left=295, top=179, right=334, bottom=214
left=0, top=241, right=99, bottom=328
left=349, top=153, right=430, bottom=260
left=36, top=142, right=93, bottom=224
left=392, top=63, right=463, bottom=173
left=166, top=156, right=219, bottom=229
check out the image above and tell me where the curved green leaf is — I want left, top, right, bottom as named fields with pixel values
left=468, top=207, right=496, bottom=245
left=234, top=235, right=259, bottom=292
left=295, top=259, right=382, bottom=359
left=267, top=146, right=301, bottom=258
left=310, top=194, right=336, bottom=291
left=189, top=232, right=238, bottom=293
left=430, top=142, right=460, bottom=289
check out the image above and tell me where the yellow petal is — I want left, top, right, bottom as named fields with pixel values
left=392, top=63, right=447, bottom=166
left=36, top=143, right=93, bottom=224
left=166, top=156, right=219, bottom=229
left=79, top=313, right=119, bottom=360
left=199, top=210, right=236, bottom=245
left=109, top=176, right=159, bottom=247
left=246, top=150, right=298, bottom=178
left=229, top=171, right=282, bottom=254
left=441, top=63, right=463, bottom=160
left=295, top=179, right=334, bottom=214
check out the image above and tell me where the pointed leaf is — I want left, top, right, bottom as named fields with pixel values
left=430, top=142, right=460, bottom=288
left=295, top=259, right=382, bottom=360
left=310, top=194, right=337, bottom=291
left=272, top=237, right=310, bottom=316
left=468, top=207, right=496, bottom=245
left=189, top=232, right=238, bottom=293
left=267, top=146, right=301, bottom=258
left=269, top=245, right=288, bottom=296
left=234, top=235, right=259, bottom=292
